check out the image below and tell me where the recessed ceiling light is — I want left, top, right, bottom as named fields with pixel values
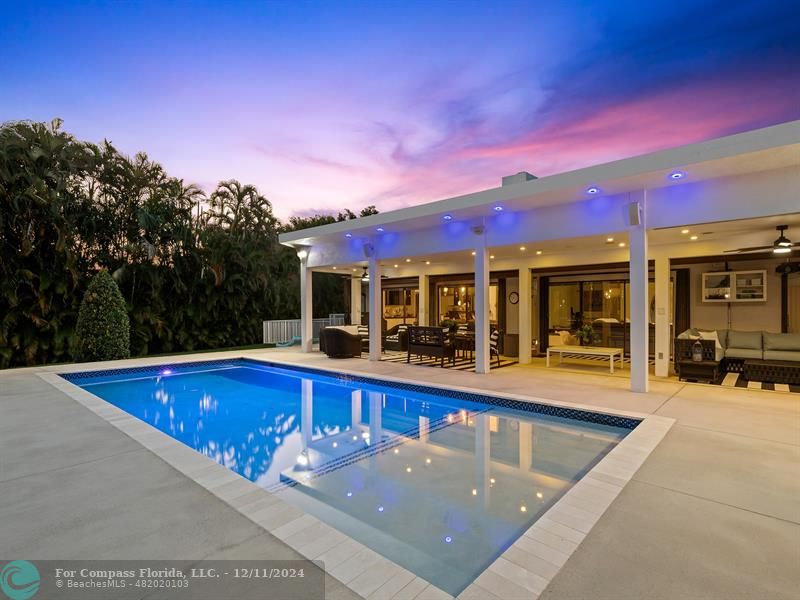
left=681, top=229, right=690, bottom=234
left=352, top=268, right=357, bottom=272
left=489, top=255, right=495, bottom=259
left=332, top=266, right=337, bottom=270
left=606, top=237, right=614, bottom=243
left=376, top=227, right=385, bottom=233
left=405, top=258, right=411, bottom=263
left=670, top=171, right=686, bottom=180
left=618, top=242, right=626, bottom=247
left=690, top=235, right=698, bottom=241
left=493, top=205, right=503, bottom=212
left=425, top=260, right=431, bottom=265
left=536, top=250, right=543, bottom=255
left=586, top=187, right=600, bottom=194
left=471, top=251, right=476, bottom=256
left=443, top=214, right=453, bottom=221
left=393, top=264, right=399, bottom=267
left=520, top=246, right=526, bottom=251
left=345, top=232, right=352, bottom=238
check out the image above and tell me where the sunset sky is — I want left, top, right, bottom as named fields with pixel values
left=1, top=0, right=798, bottom=219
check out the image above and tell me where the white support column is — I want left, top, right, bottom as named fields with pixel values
left=350, top=276, right=362, bottom=326
left=299, top=253, right=313, bottom=353
left=368, top=255, right=382, bottom=361
left=628, top=191, right=649, bottom=393
left=418, top=274, right=429, bottom=326
left=654, top=256, right=671, bottom=378
left=474, top=244, right=490, bottom=374
left=518, top=268, right=532, bottom=365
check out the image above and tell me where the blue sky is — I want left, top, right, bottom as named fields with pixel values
left=1, top=0, right=798, bottom=218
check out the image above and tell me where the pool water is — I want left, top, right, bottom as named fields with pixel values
left=65, top=359, right=632, bottom=595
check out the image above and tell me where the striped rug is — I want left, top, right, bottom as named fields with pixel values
left=718, top=372, right=800, bottom=394
left=379, top=351, right=517, bottom=371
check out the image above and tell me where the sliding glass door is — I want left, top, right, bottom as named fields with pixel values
left=382, top=287, right=418, bottom=332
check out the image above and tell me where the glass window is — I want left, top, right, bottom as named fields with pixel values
left=382, top=287, right=418, bottom=332
left=435, top=283, right=498, bottom=327
left=549, top=283, right=580, bottom=330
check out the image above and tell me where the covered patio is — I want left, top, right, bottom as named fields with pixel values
left=279, top=121, right=800, bottom=392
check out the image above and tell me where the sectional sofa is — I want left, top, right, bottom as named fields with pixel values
left=675, top=329, right=800, bottom=384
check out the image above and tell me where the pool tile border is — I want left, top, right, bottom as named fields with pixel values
left=61, top=357, right=641, bottom=430
left=40, top=355, right=674, bottom=600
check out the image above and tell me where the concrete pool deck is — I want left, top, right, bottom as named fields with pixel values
left=1, top=348, right=798, bottom=599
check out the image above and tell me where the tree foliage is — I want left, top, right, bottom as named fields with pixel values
left=75, top=270, right=130, bottom=361
left=0, top=119, right=377, bottom=368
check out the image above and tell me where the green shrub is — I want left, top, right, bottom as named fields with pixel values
left=74, top=270, right=130, bottom=362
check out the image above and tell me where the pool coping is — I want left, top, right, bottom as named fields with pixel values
left=39, top=354, right=674, bottom=600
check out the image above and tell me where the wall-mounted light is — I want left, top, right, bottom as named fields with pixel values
left=296, top=248, right=309, bottom=260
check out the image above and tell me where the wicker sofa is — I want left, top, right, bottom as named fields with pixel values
left=320, top=326, right=366, bottom=358
left=675, top=329, right=800, bottom=383
left=383, top=324, right=409, bottom=352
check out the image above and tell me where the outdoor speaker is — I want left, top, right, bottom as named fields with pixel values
left=627, top=202, right=642, bottom=226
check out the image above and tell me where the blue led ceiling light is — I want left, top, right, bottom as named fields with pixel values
left=376, top=227, right=385, bottom=233
left=586, top=186, right=600, bottom=194
left=345, top=232, right=353, bottom=238
left=670, top=171, right=685, bottom=180
left=493, top=205, right=503, bottom=212
left=442, top=214, right=453, bottom=221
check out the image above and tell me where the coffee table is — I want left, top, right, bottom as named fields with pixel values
left=546, top=345, right=624, bottom=373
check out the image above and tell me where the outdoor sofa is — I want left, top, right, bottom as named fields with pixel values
left=407, top=326, right=455, bottom=367
left=675, top=329, right=800, bottom=384
left=320, top=325, right=369, bottom=358
left=383, top=324, right=409, bottom=352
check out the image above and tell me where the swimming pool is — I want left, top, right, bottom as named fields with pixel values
left=63, top=358, right=636, bottom=596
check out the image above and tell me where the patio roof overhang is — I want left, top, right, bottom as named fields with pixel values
left=280, top=120, right=800, bottom=269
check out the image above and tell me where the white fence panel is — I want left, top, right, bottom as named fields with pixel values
left=263, top=314, right=346, bottom=344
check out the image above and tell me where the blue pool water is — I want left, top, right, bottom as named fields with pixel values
left=64, top=359, right=634, bottom=595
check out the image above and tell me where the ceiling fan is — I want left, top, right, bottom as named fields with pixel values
left=724, top=225, right=798, bottom=255
left=360, top=266, right=388, bottom=281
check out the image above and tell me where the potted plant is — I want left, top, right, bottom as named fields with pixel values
left=575, top=323, right=598, bottom=346
left=439, top=319, right=458, bottom=332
